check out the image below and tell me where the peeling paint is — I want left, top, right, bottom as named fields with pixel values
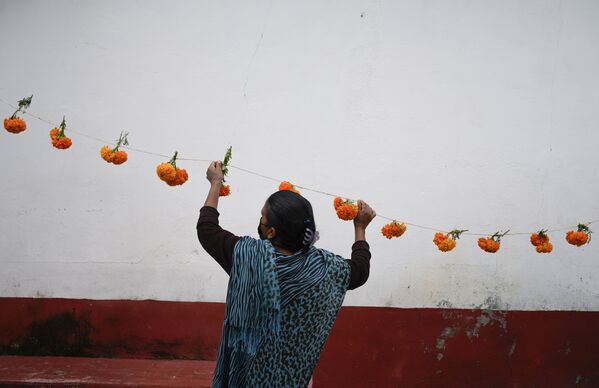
left=465, top=296, right=508, bottom=339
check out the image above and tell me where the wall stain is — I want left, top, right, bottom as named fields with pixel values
left=0, top=311, right=93, bottom=357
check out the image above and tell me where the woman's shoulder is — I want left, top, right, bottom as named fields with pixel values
left=313, top=246, right=349, bottom=268
left=234, top=236, right=268, bottom=252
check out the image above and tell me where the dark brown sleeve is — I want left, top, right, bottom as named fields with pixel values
left=345, top=240, right=371, bottom=290
left=196, top=205, right=241, bottom=275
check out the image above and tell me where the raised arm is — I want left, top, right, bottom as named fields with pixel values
left=346, top=200, right=376, bottom=290
left=196, top=161, right=241, bottom=274
left=204, top=161, right=224, bottom=209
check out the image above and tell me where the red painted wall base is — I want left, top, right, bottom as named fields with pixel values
left=1, top=298, right=598, bottom=387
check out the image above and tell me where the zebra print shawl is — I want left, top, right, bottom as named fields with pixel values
left=212, top=236, right=330, bottom=387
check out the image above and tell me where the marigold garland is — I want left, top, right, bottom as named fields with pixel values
left=100, top=131, right=129, bottom=165
left=478, top=230, right=509, bottom=253
left=566, top=223, right=592, bottom=247
left=156, top=151, right=188, bottom=186
left=279, top=181, right=300, bottom=194
left=3, top=95, right=599, bottom=254
left=4, top=95, right=32, bottom=134
left=381, top=221, right=407, bottom=239
left=334, top=197, right=358, bottom=221
left=49, top=116, right=72, bottom=149
left=433, top=229, right=467, bottom=252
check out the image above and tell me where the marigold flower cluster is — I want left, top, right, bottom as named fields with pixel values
left=381, top=221, right=406, bottom=239
left=4, top=117, right=26, bottom=134
left=100, top=131, right=129, bottom=165
left=566, top=224, right=592, bottom=247
left=4, top=95, right=32, bottom=134
left=49, top=117, right=72, bottom=149
left=434, top=233, right=456, bottom=252
left=530, top=229, right=552, bottom=253
left=333, top=197, right=358, bottom=221
left=156, top=151, right=188, bottom=186
left=432, top=229, right=466, bottom=252
left=478, top=230, right=508, bottom=253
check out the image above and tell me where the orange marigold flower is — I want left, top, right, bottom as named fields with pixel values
left=336, top=202, right=358, bottom=221
left=536, top=241, right=553, bottom=253
left=166, top=169, right=188, bottom=186
left=157, top=152, right=188, bottom=186
left=433, top=230, right=466, bottom=252
left=279, top=181, right=300, bottom=194
left=566, top=231, right=589, bottom=246
left=381, top=221, right=407, bottom=239
left=333, top=197, right=344, bottom=210
left=477, top=230, right=508, bottom=253
left=111, top=150, right=128, bottom=165
left=100, top=145, right=113, bottom=162
left=100, top=131, right=129, bottom=165
left=4, top=117, right=27, bottom=134
left=478, top=237, right=500, bottom=253
left=565, top=223, right=592, bottom=247
left=156, top=163, right=177, bottom=182
left=219, top=184, right=231, bottom=197
left=530, top=230, right=549, bottom=246
left=437, top=238, right=456, bottom=252
left=52, top=137, right=72, bottom=149
left=433, top=232, right=446, bottom=246
left=4, top=96, right=32, bottom=134
left=175, top=168, right=189, bottom=185
left=49, top=117, right=72, bottom=149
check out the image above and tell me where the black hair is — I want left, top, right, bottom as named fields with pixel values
left=265, top=190, right=316, bottom=253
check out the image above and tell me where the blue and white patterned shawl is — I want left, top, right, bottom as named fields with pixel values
left=212, top=236, right=345, bottom=388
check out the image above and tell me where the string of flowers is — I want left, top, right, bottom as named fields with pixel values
left=1, top=95, right=598, bottom=253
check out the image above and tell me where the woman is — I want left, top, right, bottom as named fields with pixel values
left=197, top=161, right=375, bottom=387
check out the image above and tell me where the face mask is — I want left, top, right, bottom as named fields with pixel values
left=258, top=222, right=267, bottom=240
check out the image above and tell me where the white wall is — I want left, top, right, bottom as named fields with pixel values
left=1, top=0, right=598, bottom=310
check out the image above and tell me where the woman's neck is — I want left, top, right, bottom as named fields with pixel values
left=271, top=242, right=294, bottom=256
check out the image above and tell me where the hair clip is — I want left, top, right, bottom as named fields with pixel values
left=302, top=228, right=320, bottom=246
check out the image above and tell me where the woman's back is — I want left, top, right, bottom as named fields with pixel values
left=245, top=241, right=350, bottom=387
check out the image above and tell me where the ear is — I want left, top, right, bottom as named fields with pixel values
left=267, top=227, right=277, bottom=240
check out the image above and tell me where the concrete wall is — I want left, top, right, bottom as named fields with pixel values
left=1, top=0, right=598, bottom=310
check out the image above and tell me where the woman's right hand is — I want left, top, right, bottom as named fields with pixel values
left=353, top=200, right=376, bottom=230
left=206, top=161, right=224, bottom=185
